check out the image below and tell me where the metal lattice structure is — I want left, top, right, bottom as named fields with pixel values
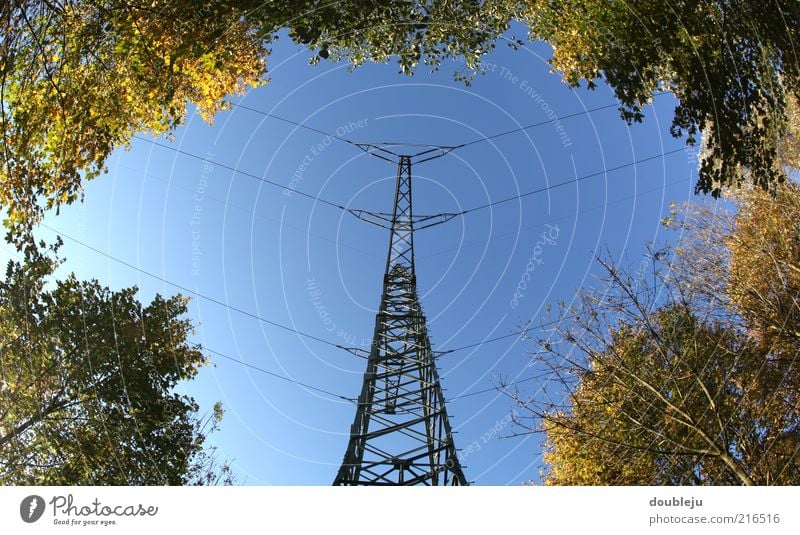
left=334, top=156, right=467, bottom=485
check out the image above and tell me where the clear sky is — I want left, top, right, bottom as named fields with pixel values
left=1, top=27, right=700, bottom=485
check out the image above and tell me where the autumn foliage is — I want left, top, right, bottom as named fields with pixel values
left=524, top=181, right=800, bottom=485
left=0, top=1, right=267, bottom=245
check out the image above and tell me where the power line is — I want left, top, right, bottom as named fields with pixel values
left=131, top=135, right=349, bottom=212
left=105, top=147, right=688, bottom=357
left=206, top=342, right=537, bottom=404
left=456, top=147, right=686, bottom=216
left=451, top=377, right=536, bottom=400
left=132, top=134, right=685, bottom=226
left=35, top=224, right=559, bottom=403
left=30, top=231, right=630, bottom=404
left=439, top=277, right=667, bottom=356
left=438, top=330, right=526, bottom=356
left=437, top=319, right=557, bottom=357
left=99, top=148, right=687, bottom=357
left=451, top=90, right=671, bottom=151
left=115, top=161, right=380, bottom=261
left=131, top=94, right=681, bottom=226
left=438, top=315, right=573, bottom=357
left=205, top=347, right=355, bottom=403
left=208, top=343, right=538, bottom=403
left=3, top=227, right=530, bottom=402
left=114, top=96, right=684, bottom=404
left=420, top=174, right=691, bottom=261
left=453, top=103, right=619, bottom=149
left=5, top=231, right=361, bottom=404
left=40, top=224, right=353, bottom=353
left=231, top=102, right=457, bottom=155
left=232, top=91, right=672, bottom=155
left=232, top=104, right=359, bottom=147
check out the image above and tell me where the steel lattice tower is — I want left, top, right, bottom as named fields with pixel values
left=334, top=155, right=467, bottom=485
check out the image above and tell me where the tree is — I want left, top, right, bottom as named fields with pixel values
left=260, top=1, right=799, bottom=195
left=727, top=183, right=800, bottom=373
left=253, top=0, right=523, bottom=78
left=4, top=1, right=797, bottom=246
left=513, top=182, right=800, bottom=485
left=522, top=0, right=800, bottom=195
left=0, top=1, right=267, bottom=246
left=517, top=266, right=777, bottom=485
left=0, top=241, right=231, bottom=484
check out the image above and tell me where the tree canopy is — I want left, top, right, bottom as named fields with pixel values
left=262, top=0, right=800, bottom=194
left=2, top=1, right=798, bottom=245
left=523, top=0, right=800, bottom=195
left=516, top=181, right=800, bottom=485
left=0, top=242, right=230, bottom=484
left=253, top=0, right=523, bottom=78
left=0, top=0, right=266, bottom=245
left=1, top=0, right=798, bottom=487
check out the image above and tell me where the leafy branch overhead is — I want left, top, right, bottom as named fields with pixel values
left=0, top=1, right=267, bottom=245
left=241, top=0, right=800, bottom=195
left=254, top=0, right=525, bottom=76
left=523, top=0, right=800, bottom=196
left=1, top=1, right=798, bottom=247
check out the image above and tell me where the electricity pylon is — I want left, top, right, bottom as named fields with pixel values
left=334, top=151, right=467, bottom=485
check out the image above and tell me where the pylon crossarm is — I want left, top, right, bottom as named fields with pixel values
left=355, top=143, right=399, bottom=163
left=414, top=212, right=459, bottom=229
left=344, top=347, right=370, bottom=359
left=411, top=145, right=459, bottom=164
left=347, top=209, right=393, bottom=228
left=348, top=209, right=460, bottom=231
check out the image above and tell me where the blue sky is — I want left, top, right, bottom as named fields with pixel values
left=1, top=29, right=700, bottom=485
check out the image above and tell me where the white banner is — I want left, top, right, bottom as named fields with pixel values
left=2, top=486, right=798, bottom=534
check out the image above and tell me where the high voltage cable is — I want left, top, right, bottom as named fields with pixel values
left=438, top=330, right=526, bottom=356
left=419, top=174, right=691, bottom=261
left=208, top=342, right=547, bottom=403
left=105, top=144, right=687, bottom=358
left=132, top=91, right=679, bottom=224
left=31, top=225, right=623, bottom=403
left=208, top=341, right=542, bottom=403
left=455, top=147, right=686, bottom=216
left=12, top=93, right=686, bottom=421
left=231, top=103, right=458, bottom=154
left=34, top=221, right=591, bottom=358
left=438, top=314, right=570, bottom=357
left=439, top=279, right=668, bottom=356
left=100, top=94, right=685, bottom=397
left=204, top=347, right=356, bottom=403
left=5, top=229, right=359, bottom=402
left=132, top=133, right=687, bottom=224
left=232, top=105, right=360, bottom=147
left=450, top=103, right=621, bottom=149
left=232, top=91, right=671, bottom=153
left=131, top=135, right=349, bottom=212
left=104, top=145, right=687, bottom=356
left=451, top=90, right=671, bottom=150
left=32, top=224, right=575, bottom=401
left=34, top=223, right=537, bottom=402
left=438, top=316, right=566, bottom=357
left=451, top=377, right=537, bottom=400
left=115, top=161, right=379, bottom=260
left=40, top=224, right=352, bottom=353
left=36, top=223, right=668, bottom=395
